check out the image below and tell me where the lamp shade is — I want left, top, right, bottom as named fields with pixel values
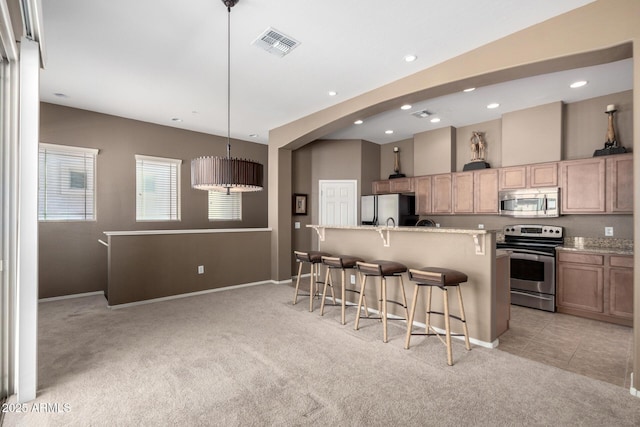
left=191, top=156, right=263, bottom=192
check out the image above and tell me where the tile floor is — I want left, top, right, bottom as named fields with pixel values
left=498, top=305, right=633, bottom=388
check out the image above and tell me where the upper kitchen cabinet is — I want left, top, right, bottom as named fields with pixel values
left=606, top=153, right=633, bottom=213
left=390, top=177, right=413, bottom=193
left=372, top=180, right=391, bottom=194
left=432, top=174, right=452, bottom=214
left=474, top=169, right=499, bottom=214
left=560, top=154, right=632, bottom=214
left=560, top=157, right=606, bottom=214
left=499, top=162, right=557, bottom=190
left=414, top=175, right=432, bottom=215
left=372, top=177, right=413, bottom=194
left=529, top=162, right=558, bottom=188
left=452, top=172, right=474, bottom=214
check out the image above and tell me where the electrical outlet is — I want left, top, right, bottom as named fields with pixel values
left=605, top=227, right=614, bottom=237
left=350, top=274, right=356, bottom=284
left=478, top=224, right=485, bottom=229
left=197, top=265, right=205, bottom=274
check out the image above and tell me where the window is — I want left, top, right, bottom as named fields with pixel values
left=135, top=155, right=181, bottom=221
left=38, top=143, right=98, bottom=221
left=208, top=191, right=242, bottom=221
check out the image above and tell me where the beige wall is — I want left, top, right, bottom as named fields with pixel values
left=414, top=126, right=456, bottom=175
left=502, top=101, right=563, bottom=166
left=379, top=138, right=414, bottom=179
left=456, top=119, right=502, bottom=171
left=39, top=103, right=269, bottom=298
left=564, top=90, right=634, bottom=160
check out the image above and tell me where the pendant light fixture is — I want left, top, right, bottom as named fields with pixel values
left=191, top=0, right=264, bottom=194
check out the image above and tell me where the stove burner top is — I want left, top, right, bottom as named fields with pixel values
left=498, top=224, right=564, bottom=256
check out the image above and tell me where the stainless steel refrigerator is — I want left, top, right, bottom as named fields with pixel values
left=360, top=194, right=417, bottom=226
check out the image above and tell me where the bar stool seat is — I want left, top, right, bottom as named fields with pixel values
left=354, top=260, right=409, bottom=343
left=320, top=255, right=365, bottom=325
left=405, top=267, right=471, bottom=366
left=293, top=250, right=332, bottom=312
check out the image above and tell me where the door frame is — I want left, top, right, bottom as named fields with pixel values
left=318, top=179, right=358, bottom=226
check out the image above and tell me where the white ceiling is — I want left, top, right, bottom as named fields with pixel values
left=38, top=0, right=627, bottom=147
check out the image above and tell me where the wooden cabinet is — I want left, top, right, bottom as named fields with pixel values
left=431, top=174, right=452, bottom=214
left=389, top=177, right=413, bottom=193
left=559, top=154, right=632, bottom=214
left=499, top=162, right=557, bottom=190
left=560, top=157, right=606, bottom=213
left=499, top=166, right=527, bottom=190
left=529, top=162, right=558, bottom=187
left=557, top=250, right=632, bottom=326
left=372, top=180, right=391, bottom=194
left=609, top=255, right=634, bottom=320
left=557, top=253, right=604, bottom=313
left=606, top=153, right=633, bottom=213
left=452, top=172, right=474, bottom=213
left=414, top=175, right=432, bottom=215
left=474, top=169, right=499, bottom=214
left=372, top=177, right=413, bottom=195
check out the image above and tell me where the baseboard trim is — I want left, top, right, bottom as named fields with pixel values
left=39, top=291, right=105, bottom=303
left=630, top=373, right=639, bottom=398
left=108, top=280, right=274, bottom=309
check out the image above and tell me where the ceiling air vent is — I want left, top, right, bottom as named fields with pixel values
left=411, top=110, right=432, bottom=118
left=251, top=27, right=300, bottom=57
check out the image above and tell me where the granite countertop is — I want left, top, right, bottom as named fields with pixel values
left=557, top=237, right=633, bottom=256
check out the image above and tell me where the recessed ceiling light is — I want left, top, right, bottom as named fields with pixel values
left=328, top=91, right=338, bottom=96
left=171, top=117, right=183, bottom=122
left=249, top=134, right=259, bottom=138
left=463, top=87, right=476, bottom=92
left=400, top=104, right=412, bottom=110
left=430, top=117, right=441, bottom=123
left=487, top=103, right=500, bottom=109
left=53, top=92, right=68, bottom=98
left=354, top=120, right=363, bottom=125
left=570, top=80, right=588, bottom=88
left=385, top=130, right=394, bottom=135
left=404, top=54, right=417, bottom=62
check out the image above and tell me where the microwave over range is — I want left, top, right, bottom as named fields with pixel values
left=498, top=187, right=560, bottom=218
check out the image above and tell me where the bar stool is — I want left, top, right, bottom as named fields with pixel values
left=405, top=267, right=471, bottom=366
left=293, top=250, right=332, bottom=312
left=354, top=260, right=409, bottom=343
left=320, top=255, right=365, bottom=325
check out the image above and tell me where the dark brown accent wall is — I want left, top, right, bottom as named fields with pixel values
left=107, top=231, right=271, bottom=306
left=39, top=103, right=269, bottom=298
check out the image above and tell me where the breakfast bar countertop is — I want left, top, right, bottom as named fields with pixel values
left=307, top=224, right=498, bottom=235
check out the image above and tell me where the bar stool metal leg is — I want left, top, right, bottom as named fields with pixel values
left=293, top=260, right=304, bottom=305
left=457, top=286, right=471, bottom=350
left=404, top=283, right=420, bottom=349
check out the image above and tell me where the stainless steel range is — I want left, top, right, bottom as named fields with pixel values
left=497, top=224, right=564, bottom=312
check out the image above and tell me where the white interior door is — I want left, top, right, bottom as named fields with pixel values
left=319, top=180, right=357, bottom=226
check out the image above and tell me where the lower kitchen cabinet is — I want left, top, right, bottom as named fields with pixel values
left=556, top=250, right=632, bottom=326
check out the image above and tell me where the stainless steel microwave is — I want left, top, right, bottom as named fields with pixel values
left=498, top=187, right=560, bottom=218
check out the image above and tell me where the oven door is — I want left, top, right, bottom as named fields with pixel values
left=509, top=249, right=555, bottom=294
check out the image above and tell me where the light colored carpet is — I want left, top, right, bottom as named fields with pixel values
left=3, top=282, right=640, bottom=426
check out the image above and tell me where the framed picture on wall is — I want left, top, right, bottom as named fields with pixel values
left=293, top=194, right=307, bottom=215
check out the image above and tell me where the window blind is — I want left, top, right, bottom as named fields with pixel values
left=135, top=155, right=181, bottom=221
left=38, top=143, right=98, bottom=221
left=208, top=191, right=242, bottom=221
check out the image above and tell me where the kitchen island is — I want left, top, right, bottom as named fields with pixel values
left=309, top=225, right=508, bottom=347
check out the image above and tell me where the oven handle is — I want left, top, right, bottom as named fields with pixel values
left=504, top=248, right=555, bottom=258
left=511, top=290, right=554, bottom=301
